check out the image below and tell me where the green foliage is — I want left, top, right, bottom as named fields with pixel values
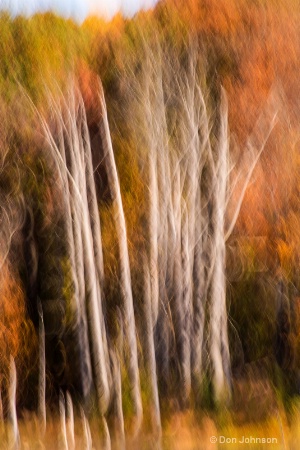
left=229, top=272, right=276, bottom=364
left=0, top=12, right=89, bottom=102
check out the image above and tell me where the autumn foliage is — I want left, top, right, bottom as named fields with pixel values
left=1, top=0, right=300, bottom=432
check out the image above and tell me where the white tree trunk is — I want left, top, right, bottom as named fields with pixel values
left=209, top=90, right=231, bottom=402
left=98, top=82, right=143, bottom=434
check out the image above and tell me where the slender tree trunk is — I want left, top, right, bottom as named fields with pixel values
left=7, top=357, right=19, bottom=450
left=37, top=300, right=46, bottom=437
left=98, top=82, right=143, bottom=434
left=210, top=91, right=232, bottom=402
left=143, top=258, right=161, bottom=435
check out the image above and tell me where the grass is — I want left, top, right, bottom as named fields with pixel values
left=6, top=406, right=300, bottom=449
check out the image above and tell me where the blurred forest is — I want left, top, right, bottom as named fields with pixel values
left=1, top=0, right=300, bottom=448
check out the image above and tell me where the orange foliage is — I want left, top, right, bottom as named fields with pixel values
left=82, top=1, right=300, bottom=280
left=77, top=61, right=102, bottom=126
left=162, top=1, right=300, bottom=277
left=0, top=258, right=37, bottom=401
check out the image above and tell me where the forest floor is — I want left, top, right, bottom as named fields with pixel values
left=4, top=405, right=299, bottom=449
